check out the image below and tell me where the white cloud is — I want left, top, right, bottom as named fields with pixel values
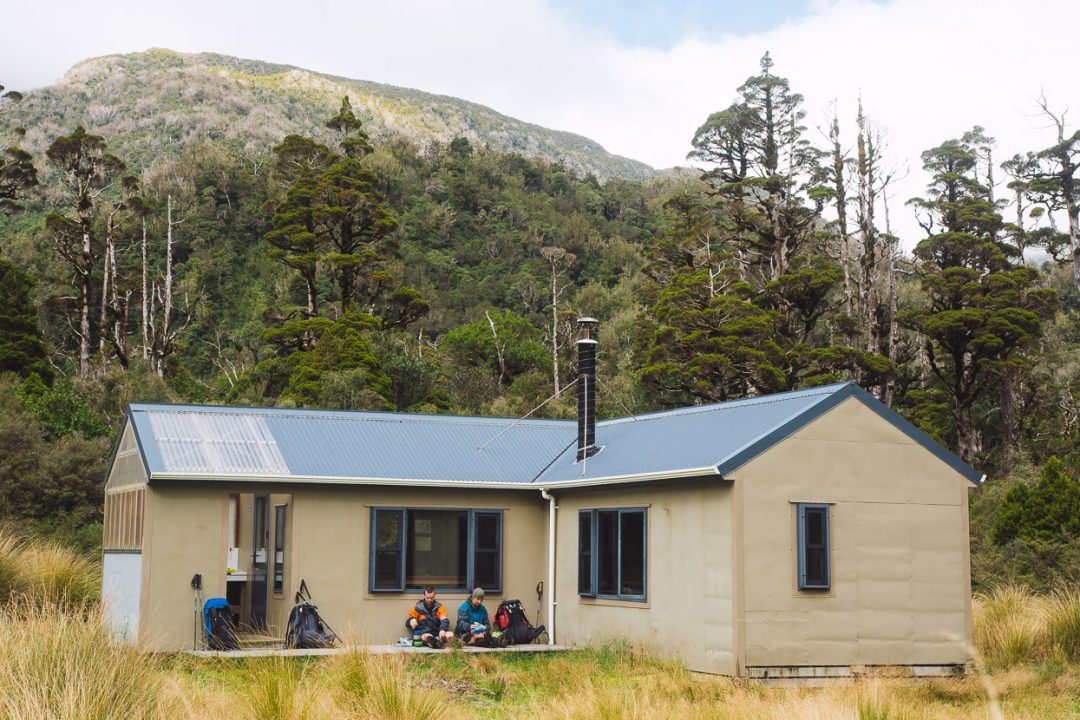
left=4, top=0, right=1078, bottom=247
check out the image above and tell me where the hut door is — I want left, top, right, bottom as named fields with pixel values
left=251, top=494, right=270, bottom=629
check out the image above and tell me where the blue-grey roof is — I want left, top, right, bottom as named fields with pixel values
left=121, top=382, right=982, bottom=488
left=127, top=404, right=574, bottom=485
left=535, top=382, right=983, bottom=485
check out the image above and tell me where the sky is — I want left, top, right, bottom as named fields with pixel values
left=3, top=0, right=1078, bottom=246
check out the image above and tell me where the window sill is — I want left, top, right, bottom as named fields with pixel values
left=578, top=596, right=650, bottom=609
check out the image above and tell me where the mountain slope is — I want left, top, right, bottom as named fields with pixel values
left=4, top=49, right=654, bottom=181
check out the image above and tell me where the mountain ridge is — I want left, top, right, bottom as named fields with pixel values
left=4, top=48, right=656, bottom=181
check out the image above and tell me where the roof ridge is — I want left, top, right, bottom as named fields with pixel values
left=598, top=382, right=850, bottom=427
left=130, top=404, right=574, bottom=428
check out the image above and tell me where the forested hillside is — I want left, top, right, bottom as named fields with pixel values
left=2, top=51, right=1079, bottom=589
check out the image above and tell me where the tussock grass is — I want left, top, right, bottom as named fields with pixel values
left=0, top=528, right=1077, bottom=719
left=0, top=529, right=100, bottom=610
left=0, top=530, right=25, bottom=602
left=0, top=599, right=177, bottom=720
left=237, top=655, right=317, bottom=720
left=974, top=584, right=1080, bottom=668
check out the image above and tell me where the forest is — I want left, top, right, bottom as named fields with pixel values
left=1, top=52, right=1079, bottom=591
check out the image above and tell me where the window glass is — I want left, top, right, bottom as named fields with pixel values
left=373, top=509, right=404, bottom=590
left=473, top=512, right=501, bottom=590
left=371, top=508, right=503, bottom=593
left=273, top=505, right=286, bottom=594
left=578, top=508, right=647, bottom=601
left=406, top=510, right=468, bottom=590
left=577, top=511, right=593, bottom=595
left=798, top=504, right=830, bottom=590
left=597, top=510, right=618, bottom=596
left=619, top=511, right=645, bottom=596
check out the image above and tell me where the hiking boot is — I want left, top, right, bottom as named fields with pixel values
left=424, top=635, right=444, bottom=650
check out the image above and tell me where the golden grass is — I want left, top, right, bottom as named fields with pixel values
left=974, top=584, right=1080, bottom=669
left=0, top=599, right=178, bottom=720
left=0, top=528, right=100, bottom=610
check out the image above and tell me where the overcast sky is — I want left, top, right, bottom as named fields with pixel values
left=4, top=0, right=1078, bottom=245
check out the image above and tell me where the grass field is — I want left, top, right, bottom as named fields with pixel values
left=1, top=531, right=1079, bottom=719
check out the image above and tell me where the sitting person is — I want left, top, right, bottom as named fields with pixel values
left=455, top=587, right=491, bottom=646
left=405, top=585, right=454, bottom=649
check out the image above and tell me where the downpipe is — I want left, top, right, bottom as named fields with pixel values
left=540, top=488, right=556, bottom=645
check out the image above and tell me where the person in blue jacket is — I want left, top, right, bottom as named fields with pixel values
left=455, top=587, right=491, bottom=646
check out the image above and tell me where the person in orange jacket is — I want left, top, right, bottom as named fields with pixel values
left=405, top=586, right=453, bottom=648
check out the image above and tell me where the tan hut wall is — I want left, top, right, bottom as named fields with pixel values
left=731, top=396, right=973, bottom=670
left=553, top=480, right=736, bottom=676
left=139, top=484, right=547, bottom=651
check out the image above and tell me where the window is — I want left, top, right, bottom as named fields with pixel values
left=797, top=503, right=830, bottom=590
left=370, top=508, right=503, bottom=593
left=578, top=508, right=647, bottom=601
left=273, top=504, right=287, bottom=594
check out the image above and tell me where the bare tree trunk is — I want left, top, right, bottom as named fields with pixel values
left=485, top=311, right=507, bottom=386
left=550, top=262, right=560, bottom=395
left=141, top=218, right=149, bottom=361
left=956, top=403, right=982, bottom=466
left=78, top=214, right=93, bottom=378
left=100, top=235, right=111, bottom=356
left=829, top=112, right=854, bottom=327
left=856, top=104, right=879, bottom=358
left=540, top=246, right=575, bottom=396
left=883, top=192, right=899, bottom=408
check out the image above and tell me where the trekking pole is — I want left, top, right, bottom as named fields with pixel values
left=191, top=574, right=202, bottom=651
left=297, top=578, right=339, bottom=643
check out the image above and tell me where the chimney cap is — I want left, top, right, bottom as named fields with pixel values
left=577, top=316, right=599, bottom=341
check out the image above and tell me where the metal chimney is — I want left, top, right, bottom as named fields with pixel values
left=576, top=317, right=600, bottom=461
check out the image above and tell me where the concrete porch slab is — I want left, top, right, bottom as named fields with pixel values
left=185, top=643, right=570, bottom=658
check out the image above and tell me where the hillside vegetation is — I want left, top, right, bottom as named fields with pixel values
left=2, top=49, right=654, bottom=182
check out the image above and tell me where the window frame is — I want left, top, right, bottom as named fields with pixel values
left=796, top=502, right=831, bottom=591
left=368, top=507, right=504, bottom=594
left=272, top=504, right=287, bottom=595
left=577, top=507, right=648, bottom=602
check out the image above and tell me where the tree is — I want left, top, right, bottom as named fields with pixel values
left=0, top=259, right=49, bottom=379
left=45, top=127, right=126, bottom=377
left=266, top=99, right=422, bottom=335
left=441, top=310, right=550, bottom=388
left=0, top=84, right=37, bottom=216
left=688, top=52, right=822, bottom=285
left=540, top=245, right=575, bottom=395
left=902, top=129, right=1057, bottom=463
left=267, top=134, right=330, bottom=327
left=993, top=457, right=1080, bottom=545
left=1005, top=97, right=1080, bottom=290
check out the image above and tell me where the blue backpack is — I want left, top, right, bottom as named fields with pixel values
left=203, top=597, right=239, bottom=650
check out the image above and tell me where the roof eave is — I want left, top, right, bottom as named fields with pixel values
left=538, top=465, right=723, bottom=489
left=149, top=472, right=537, bottom=490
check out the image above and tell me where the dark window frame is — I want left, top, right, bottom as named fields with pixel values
left=577, top=507, right=647, bottom=602
left=796, top=503, right=831, bottom=590
left=369, top=507, right=503, bottom=594
left=272, top=504, right=287, bottom=595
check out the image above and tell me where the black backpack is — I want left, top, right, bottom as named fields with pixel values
left=285, top=602, right=335, bottom=649
left=494, top=599, right=546, bottom=645
left=203, top=598, right=239, bottom=651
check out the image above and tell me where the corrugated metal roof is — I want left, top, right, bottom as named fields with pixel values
left=123, top=382, right=982, bottom=487
left=128, top=404, right=576, bottom=484
left=535, top=384, right=844, bottom=484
